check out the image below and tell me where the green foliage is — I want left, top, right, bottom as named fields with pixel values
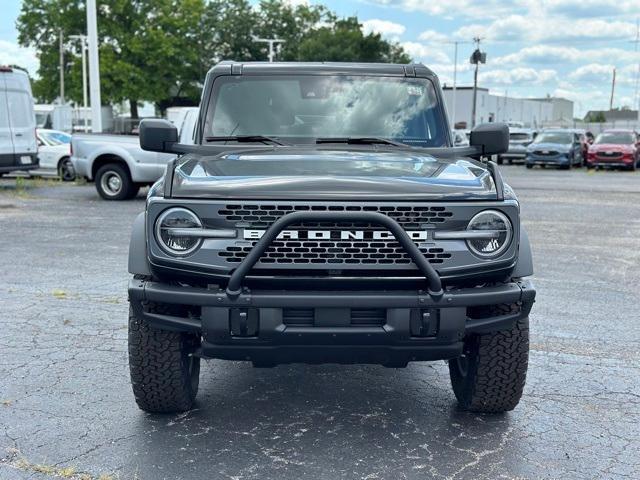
left=585, top=111, right=606, bottom=123
left=17, top=0, right=412, bottom=115
left=299, top=17, right=411, bottom=63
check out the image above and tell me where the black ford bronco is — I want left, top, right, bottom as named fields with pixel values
left=128, top=62, right=535, bottom=414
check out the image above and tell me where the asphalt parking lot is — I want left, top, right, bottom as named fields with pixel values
left=1, top=166, right=639, bottom=480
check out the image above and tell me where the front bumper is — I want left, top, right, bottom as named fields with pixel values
left=588, top=158, right=633, bottom=167
left=526, top=153, right=570, bottom=166
left=0, top=153, right=39, bottom=173
left=129, top=278, right=536, bottom=366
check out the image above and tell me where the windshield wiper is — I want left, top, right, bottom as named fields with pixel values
left=315, top=137, right=411, bottom=147
left=205, top=135, right=289, bottom=146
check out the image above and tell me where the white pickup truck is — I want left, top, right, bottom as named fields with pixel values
left=71, top=107, right=198, bottom=200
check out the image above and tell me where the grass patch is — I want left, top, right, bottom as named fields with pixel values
left=52, top=289, right=68, bottom=299
left=11, top=455, right=117, bottom=479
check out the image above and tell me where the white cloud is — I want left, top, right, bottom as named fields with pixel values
left=540, top=0, right=640, bottom=18
left=401, top=42, right=451, bottom=64
left=417, top=30, right=449, bottom=43
left=493, top=46, right=640, bottom=67
left=0, top=41, right=39, bottom=77
left=455, top=16, right=638, bottom=44
left=568, top=63, right=615, bottom=83
left=364, top=0, right=527, bottom=20
left=361, top=19, right=406, bottom=39
left=479, top=67, right=558, bottom=86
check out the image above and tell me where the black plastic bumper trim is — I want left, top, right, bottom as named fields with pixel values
left=129, top=278, right=535, bottom=337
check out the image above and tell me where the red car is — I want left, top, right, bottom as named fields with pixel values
left=587, top=130, right=639, bottom=171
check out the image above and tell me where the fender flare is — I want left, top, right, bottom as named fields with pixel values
left=87, top=145, right=136, bottom=181
left=513, top=226, right=534, bottom=278
left=128, top=212, right=152, bottom=276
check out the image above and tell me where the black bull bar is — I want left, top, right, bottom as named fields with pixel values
left=224, top=211, right=445, bottom=299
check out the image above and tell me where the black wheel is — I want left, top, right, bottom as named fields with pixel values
left=57, top=157, right=76, bottom=182
left=525, top=164, right=533, bottom=169
left=496, top=156, right=504, bottom=165
left=129, top=302, right=201, bottom=413
left=95, top=163, right=139, bottom=200
left=449, top=307, right=529, bottom=413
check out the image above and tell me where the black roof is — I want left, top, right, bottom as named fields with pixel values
left=209, top=61, right=436, bottom=77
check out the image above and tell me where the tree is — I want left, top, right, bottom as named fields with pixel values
left=17, top=0, right=209, bottom=117
left=17, top=1, right=412, bottom=116
left=585, top=111, right=606, bottom=123
left=297, top=17, right=411, bottom=63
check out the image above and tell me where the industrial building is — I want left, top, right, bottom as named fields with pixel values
left=442, top=86, right=574, bottom=129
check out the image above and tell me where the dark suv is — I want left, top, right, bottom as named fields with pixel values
left=127, top=62, right=535, bottom=414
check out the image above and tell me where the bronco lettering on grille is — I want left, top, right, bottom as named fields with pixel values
left=243, top=229, right=430, bottom=241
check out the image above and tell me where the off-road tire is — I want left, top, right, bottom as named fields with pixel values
left=449, top=305, right=529, bottom=413
left=95, top=163, right=139, bottom=200
left=128, top=302, right=201, bottom=413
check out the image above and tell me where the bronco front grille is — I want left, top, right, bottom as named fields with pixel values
left=218, top=204, right=453, bottom=229
left=216, top=203, right=456, bottom=268
left=219, top=240, right=452, bottom=265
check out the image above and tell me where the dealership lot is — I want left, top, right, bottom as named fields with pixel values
left=0, top=166, right=639, bottom=480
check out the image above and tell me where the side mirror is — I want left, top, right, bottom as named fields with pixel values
left=469, top=123, right=509, bottom=156
left=139, top=119, right=178, bottom=152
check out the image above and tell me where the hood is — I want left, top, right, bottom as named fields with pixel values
left=590, top=143, right=634, bottom=152
left=528, top=142, right=571, bottom=152
left=170, top=149, right=498, bottom=201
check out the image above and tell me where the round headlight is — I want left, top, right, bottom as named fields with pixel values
left=155, top=208, right=203, bottom=256
left=466, top=210, right=513, bottom=258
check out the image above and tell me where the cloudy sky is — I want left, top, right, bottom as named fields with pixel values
left=2, top=0, right=639, bottom=116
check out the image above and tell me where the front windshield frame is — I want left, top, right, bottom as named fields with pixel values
left=533, top=132, right=574, bottom=145
left=594, top=132, right=635, bottom=145
left=203, top=74, right=451, bottom=148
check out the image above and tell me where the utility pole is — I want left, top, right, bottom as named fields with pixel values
left=470, top=37, right=486, bottom=128
left=252, top=37, right=285, bottom=62
left=59, top=30, right=65, bottom=104
left=437, top=40, right=471, bottom=127
left=632, top=19, right=640, bottom=123
left=87, top=0, right=102, bottom=132
left=609, top=67, right=616, bottom=111
left=452, top=41, right=459, bottom=127
left=69, top=35, right=88, bottom=132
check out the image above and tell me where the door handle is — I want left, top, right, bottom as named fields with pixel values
left=15, top=133, right=23, bottom=137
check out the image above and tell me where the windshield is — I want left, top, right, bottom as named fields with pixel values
left=534, top=132, right=573, bottom=144
left=204, top=75, right=447, bottom=147
left=594, top=132, right=635, bottom=145
left=40, top=131, right=71, bottom=145
left=510, top=132, right=531, bottom=141
left=35, top=112, right=49, bottom=128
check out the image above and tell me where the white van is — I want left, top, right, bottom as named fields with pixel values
left=0, top=66, right=38, bottom=175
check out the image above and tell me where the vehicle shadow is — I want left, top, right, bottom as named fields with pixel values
left=126, top=361, right=522, bottom=479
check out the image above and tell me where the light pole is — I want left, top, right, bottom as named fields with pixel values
left=86, top=0, right=102, bottom=132
left=470, top=37, right=486, bottom=128
left=443, top=40, right=471, bottom=128
left=69, top=35, right=88, bottom=132
left=252, top=37, right=285, bottom=62
left=59, top=30, right=65, bottom=104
